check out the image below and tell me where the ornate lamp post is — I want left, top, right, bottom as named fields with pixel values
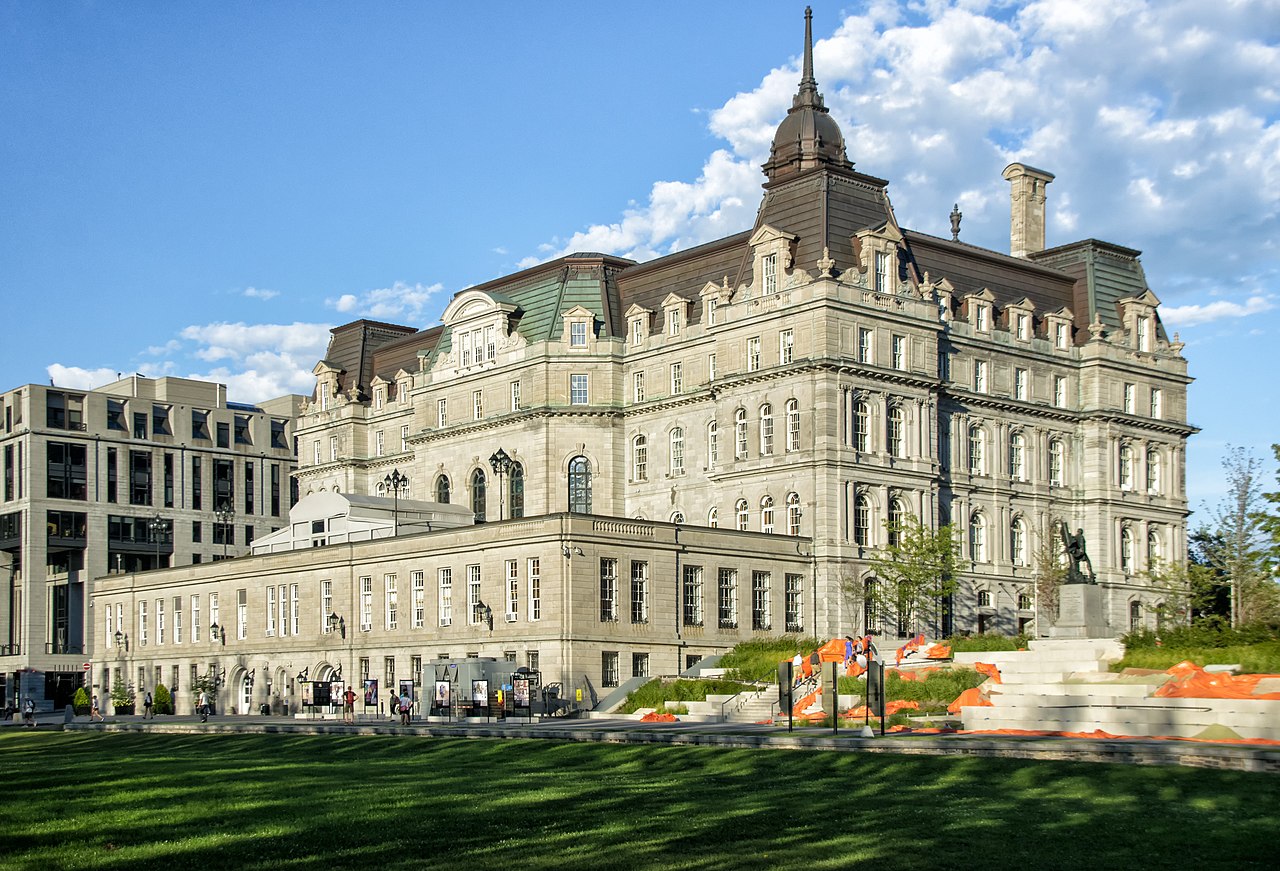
left=148, top=513, right=167, bottom=570
left=215, top=503, right=234, bottom=560
left=383, top=469, right=406, bottom=536
left=488, top=448, right=512, bottom=521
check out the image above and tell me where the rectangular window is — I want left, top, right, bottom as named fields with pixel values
left=216, top=421, right=230, bottom=449
left=467, top=565, right=482, bottom=625
left=107, top=399, right=127, bottom=431
left=891, top=335, right=906, bottom=370
left=191, top=594, right=201, bottom=643
left=505, top=560, right=518, bottom=621
left=106, top=447, right=117, bottom=503
left=570, top=321, right=588, bottom=347
left=473, top=390, right=483, bottom=421
left=321, top=580, right=333, bottom=631
left=1136, top=316, right=1151, bottom=352
left=1123, top=383, right=1135, bottom=414
left=763, top=252, right=778, bottom=295
left=401, top=425, right=409, bottom=453
left=858, top=328, right=872, bottom=364
left=707, top=299, right=717, bottom=326
left=129, top=450, right=151, bottom=505
left=133, top=411, right=147, bottom=440
left=360, top=576, right=373, bottom=632
left=633, top=371, right=645, bottom=403
left=974, top=360, right=988, bottom=394
left=602, top=652, right=619, bottom=688
left=209, top=593, right=219, bottom=636
left=599, top=558, right=618, bottom=622
left=874, top=252, right=889, bottom=293
left=385, top=573, right=398, bottom=630
left=671, top=428, right=684, bottom=476
left=412, top=571, right=425, bottom=628
left=510, top=381, right=521, bottom=411
left=312, top=440, right=321, bottom=465
left=667, top=308, right=681, bottom=336
left=785, top=574, right=803, bottom=632
left=1014, top=368, right=1028, bottom=401
left=243, top=461, right=253, bottom=515
left=975, top=304, right=989, bottom=332
left=632, top=319, right=644, bottom=345
left=375, top=430, right=385, bottom=456
left=385, top=657, right=395, bottom=687
left=570, top=374, right=588, bottom=405
left=290, top=584, right=299, bottom=636
left=1054, top=376, right=1067, bottom=408
left=746, top=337, right=761, bottom=372
left=1150, top=387, right=1163, bottom=419
left=682, top=565, right=703, bottom=626
left=46, top=441, right=88, bottom=500
left=438, top=568, right=453, bottom=626
left=707, top=353, right=716, bottom=382
left=527, top=558, right=541, bottom=621
left=751, top=571, right=771, bottom=631
left=670, top=362, right=682, bottom=395
left=1015, top=313, right=1029, bottom=341
left=266, top=586, right=277, bottom=636
left=718, top=568, right=738, bottom=629
left=630, top=560, right=649, bottom=624
left=330, top=437, right=338, bottom=461
left=461, top=330, right=473, bottom=366
left=632, top=653, right=650, bottom=679
left=271, top=418, right=287, bottom=449
left=234, top=415, right=251, bottom=446
left=236, top=589, right=247, bottom=640
left=437, top=398, right=447, bottom=428
left=780, top=329, right=794, bottom=365
left=156, top=598, right=165, bottom=644
left=1055, top=322, right=1068, bottom=349
left=163, top=453, right=174, bottom=507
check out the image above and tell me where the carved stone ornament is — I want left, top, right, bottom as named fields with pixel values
left=817, top=247, right=835, bottom=278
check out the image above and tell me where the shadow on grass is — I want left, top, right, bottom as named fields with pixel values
left=1, top=732, right=1276, bottom=870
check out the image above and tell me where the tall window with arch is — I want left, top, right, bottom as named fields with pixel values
left=471, top=469, right=487, bottom=523
left=707, top=506, right=718, bottom=528
left=509, top=463, right=524, bottom=519
left=735, top=499, right=749, bottom=531
left=632, top=434, right=648, bottom=482
left=853, top=400, right=869, bottom=452
left=864, top=577, right=881, bottom=635
left=1147, top=528, right=1162, bottom=567
left=1010, top=431, right=1026, bottom=481
left=853, top=493, right=871, bottom=547
left=707, top=420, right=718, bottom=469
left=1049, top=439, right=1065, bottom=487
left=1120, top=526, right=1134, bottom=574
left=761, top=496, right=775, bottom=533
left=1011, top=517, right=1027, bottom=566
left=968, top=425, right=985, bottom=475
left=436, top=474, right=451, bottom=504
left=568, top=456, right=592, bottom=514
left=786, top=492, right=801, bottom=536
left=887, top=499, right=904, bottom=548
left=1146, top=448, right=1161, bottom=494
left=785, top=399, right=800, bottom=452
left=670, top=428, right=684, bottom=477
left=887, top=405, right=905, bottom=458
left=759, top=404, right=774, bottom=456
left=734, top=409, right=748, bottom=459
left=969, top=512, right=987, bottom=562
left=1129, top=600, right=1142, bottom=632
left=1119, top=443, right=1134, bottom=490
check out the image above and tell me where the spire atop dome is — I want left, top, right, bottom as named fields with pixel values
left=763, top=7, right=853, bottom=184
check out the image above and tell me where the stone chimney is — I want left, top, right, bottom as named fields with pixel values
left=1002, top=163, right=1054, bottom=258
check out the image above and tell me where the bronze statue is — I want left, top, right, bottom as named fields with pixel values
left=1059, top=522, right=1096, bottom=584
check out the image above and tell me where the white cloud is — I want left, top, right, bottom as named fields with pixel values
left=323, top=281, right=443, bottom=323
left=1161, top=295, right=1277, bottom=328
left=242, top=286, right=279, bottom=301
left=46, top=364, right=121, bottom=390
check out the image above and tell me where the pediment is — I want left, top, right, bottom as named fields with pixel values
left=440, top=289, right=519, bottom=326
left=749, top=223, right=798, bottom=247
left=624, top=303, right=653, bottom=318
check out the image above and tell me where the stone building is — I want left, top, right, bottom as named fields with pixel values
left=0, top=375, right=303, bottom=709
left=86, top=10, right=1193, bottom=713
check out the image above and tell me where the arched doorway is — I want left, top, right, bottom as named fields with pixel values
left=239, top=671, right=254, bottom=715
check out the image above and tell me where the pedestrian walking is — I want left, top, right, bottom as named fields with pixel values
left=399, top=691, right=411, bottom=726
left=143, top=691, right=154, bottom=719
left=197, top=689, right=210, bottom=723
left=90, top=694, right=104, bottom=723
left=23, top=698, right=36, bottom=728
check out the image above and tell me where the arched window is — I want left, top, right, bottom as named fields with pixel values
left=854, top=493, right=871, bottom=546
left=968, top=425, right=985, bottom=475
left=1146, top=448, right=1161, bottom=494
left=785, top=399, right=800, bottom=452
left=1129, top=600, right=1142, bottom=632
left=671, top=511, right=685, bottom=524
left=1049, top=438, right=1065, bottom=487
left=1119, top=443, right=1134, bottom=490
left=471, top=468, right=487, bottom=523
left=568, top=456, right=592, bottom=514
left=1120, top=526, right=1134, bottom=573
left=786, top=492, right=801, bottom=536
left=735, top=499, right=749, bottom=531
left=509, top=463, right=524, bottom=519
left=707, top=506, right=719, bottom=528
left=887, top=499, right=905, bottom=548
left=864, top=577, right=881, bottom=635
left=1011, top=517, right=1027, bottom=566
left=1010, top=431, right=1026, bottom=481
left=632, top=434, right=648, bottom=482
left=853, top=400, right=869, bottom=452
left=436, top=474, right=451, bottom=504
left=707, top=421, right=719, bottom=469
left=977, top=590, right=992, bottom=608
left=734, top=409, right=748, bottom=459
left=670, top=428, right=684, bottom=476
left=969, top=512, right=987, bottom=562
left=1147, top=528, right=1162, bottom=566
left=887, top=405, right=905, bottom=458
left=761, top=496, right=775, bottom=533
left=759, top=404, right=774, bottom=456
left=375, top=481, right=386, bottom=497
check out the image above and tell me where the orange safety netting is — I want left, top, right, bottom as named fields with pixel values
left=1153, top=660, right=1280, bottom=700
left=896, top=634, right=953, bottom=664
left=947, top=687, right=993, bottom=713
left=845, top=699, right=920, bottom=719
left=974, top=662, right=1003, bottom=684
left=896, top=634, right=925, bottom=664
left=925, top=644, right=952, bottom=659
left=639, top=711, right=679, bottom=722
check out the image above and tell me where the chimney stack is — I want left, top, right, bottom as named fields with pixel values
left=1002, top=163, right=1054, bottom=258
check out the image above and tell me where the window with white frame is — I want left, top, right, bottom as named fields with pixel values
left=600, top=558, right=618, bottom=621
left=173, top=597, right=183, bottom=643
left=1011, top=517, right=1027, bottom=566
left=752, top=571, right=771, bottom=630
left=321, top=580, right=332, bottom=631
left=236, top=589, right=247, bottom=640
left=401, top=425, right=410, bottom=453
left=1015, top=312, right=1029, bottom=341
left=570, top=374, right=588, bottom=405
left=735, top=409, right=748, bottom=459
left=682, top=565, right=703, bottom=626
left=570, top=321, right=588, bottom=348
left=975, top=304, right=989, bottom=332
left=510, top=380, right=521, bottom=411
left=670, top=362, right=682, bottom=395
left=209, top=593, right=219, bottom=635
left=761, top=495, right=775, bottom=533
left=968, top=425, right=986, bottom=475
left=887, top=405, right=905, bottom=458
left=374, top=386, right=384, bottom=410
left=632, top=434, right=647, bottom=482
left=970, top=513, right=987, bottom=562
left=785, top=574, right=803, bottom=632
left=602, top=651, right=620, bottom=688
left=266, top=587, right=276, bottom=636
left=785, top=399, right=800, bottom=452
left=630, top=561, right=649, bottom=623
left=1055, top=322, right=1068, bottom=349
left=1150, top=387, right=1162, bottom=419
left=437, top=398, right=447, bottom=428
left=780, top=329, right=794, bottom=364
left=670, top=428, right=684, bottom=476
left=313, top=440, right=321, bottom=464
left=633, top=371, right=645, bottom=403
left=708, top=420, right=718, bottom=468
left=974, top=360, right=988, bottom=394
left=888, top=499, right=904, bottom=548
left=853, top=400, right=869, bottom=452
left=191, top=594, right=201, bottom=643
left=759, top=404, right=774, bottom=455
left=139, top=600, right=148, bottom=646
left=330, top=436, right=338, bottom=461
left=1119, top=443, right=1134, bottom=490
left=1147, top=448, right=1161, bottom=494
left=467, top=564, right=482, bottom=624
left=1014, top=368, right=1028, bottom=401
left=707, top=299, right=717, bottom=326
left=787, top=492, right=801, bottom=535
left=762, top=252, right=778, bottom=295
left=736, top=499, right=749, bottom=531
left=858, top=328, right=872, bottom=364
left=473, top=390, right=484, bottom=421
left=506, top=560, right=518, bottom=620
left=360, top=576, right=373, bottom=631
left=1123, top=383, right=1135, bottom=414
left=891, top=334, right=906, bottom=370
left=527, top=558, right=541, bottom=621
left=707, top=353, right=717, bottom=382
left=1054, top=375, right=1067, bottom=408
left=411, top=571, right=425, bottom=628
left=277, top=584, right=287, bottom=637
left=1120, top=527, right=1134, bottom=573
left=631, top=319, right=644, bottom=345
left=718, top=568, right=738, bottom=628
left=1010, top=431, right=1026, bottom=481
left=854, top=493, right=870, bottom=546
left=874, top=252, right=889, bottom=293
left=667, top=308, right=681, bottom=336
left=438, top=567, right=453, bottom=626
left=707, top=506, right=718, bottom=528
left=385, top=573, right=398, bottom=630
left=290, top=584, right=299, bottom=636
left=746, top=337, right=761, bottom=372
left=375, top=430, right=385, bottom=457
left=105, top=601, right=114, bottom=647
left=1049, top=439, right=1065, bottom=487
left=1136, top=316, right=1151, bottom=352
left=1147, top=528, right=1163, bottom=565
left=157, top=598, right=165, bottom=644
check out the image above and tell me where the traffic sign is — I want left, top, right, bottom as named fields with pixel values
left=82, top=662, right=91, bottom=671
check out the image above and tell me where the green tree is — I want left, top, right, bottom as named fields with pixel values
left=110, top=679, right=135, bottom=713
left=72, top=687, right=90, bottom=715
left=154, top=683, right=173, bottom=715
left=862, top=516, right=960, bottom=635
left=1031, top=522, right=1067, bottom=629
left=1195, top=447, right=1277, bottom=628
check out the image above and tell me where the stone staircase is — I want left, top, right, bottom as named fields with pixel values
left=956, top=638, right=1280, bottom=741
left=717, top=686, right=782, bottom=724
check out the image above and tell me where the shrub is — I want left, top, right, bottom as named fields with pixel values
left=836, top=667, right=987, bottom=714
left=154, top=684, right=173, bottom=715
left=720, top=636, right=823, bottom=682
left=945, top=633, right=1033, bottom=653
left=110, top=680, right=135, bottom=713
left=72, top=687, right=90, bottom=715
left=620, top=679, right=756, bottom=714
left=1123, top=624, right=1279, bottom=650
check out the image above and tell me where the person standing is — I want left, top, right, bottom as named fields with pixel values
left=197, top=689, right=210, bottom=723
left=342, top=686, right=357, bottom=724
left=399, top=691, right=411, bottom=726
left=143, top=691, right=154, bottom=719
left=90, top=694, right=104, bottom=723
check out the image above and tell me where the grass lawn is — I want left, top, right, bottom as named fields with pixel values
left=2, top=732, right=1277, bottom=870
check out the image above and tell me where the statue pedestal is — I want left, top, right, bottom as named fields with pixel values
left=1049, top=584, right=1108, bottom=638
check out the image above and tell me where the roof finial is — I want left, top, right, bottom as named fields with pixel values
left=950, top=203, right=962, bottom=241
left=793, top=6, right=821, bottom=110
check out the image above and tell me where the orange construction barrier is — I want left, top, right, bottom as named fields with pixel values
left=925, top=643, right=952, bottom=660
left=845, top=699, right=919, bottom=719
left=947, top=687, right=992, bottom=713
left=640, top=711, right=679, bottom=722
left=1153, top=660, right=1280, bottom=700
left=974, top=662, right=1003, bottom=684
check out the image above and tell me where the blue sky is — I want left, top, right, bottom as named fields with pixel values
left=3, top=0, right=1278, bottom=515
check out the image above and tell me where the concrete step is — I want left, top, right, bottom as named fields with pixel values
left=988, top=683, right=1160, bottom=701
left=961, top=707, right=1280, bottom=741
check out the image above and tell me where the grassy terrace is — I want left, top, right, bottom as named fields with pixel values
left=2, top=732, right=1277, bottom=869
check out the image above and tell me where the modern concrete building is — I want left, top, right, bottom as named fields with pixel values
left=0, top=375, right=303, bottom=710
left=87, top=9, right=1193, bottom=714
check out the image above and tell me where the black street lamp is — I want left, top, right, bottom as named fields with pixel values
left=383, top=469, right=406, bottom=536
left=114, top=630, right=128, bottom=652
left=215, top=503, right=234, bottom=559
left=148, top=513, right=167, bottom=570
left=488, top=448, right=512, bottom=521
left=326, top=612, right=346, bottom=639
left=209, top=622, right=225, bottom=645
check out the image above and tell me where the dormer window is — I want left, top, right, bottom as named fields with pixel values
left=632, top=320, right=644, bottom=345
left=374, top=387, right=385, bottom=410
left=1015, top=313, right=1029, bottom=341
left=874, top=252, right=889, bottom=293
left=707, top=299, right=717, bottom=325
left=748, top=224, right=796, bottom=299
left=975, top=305, right=989, bottom=332
left=1055, top=323, right=1068, bottom=349
left=570, top=321, right=588, bottom=348
left=667, top=309, right=681, bottom=336
left=763, top=253, right=778, bottom=295
left=1136, top=316, right=1151, bottom=352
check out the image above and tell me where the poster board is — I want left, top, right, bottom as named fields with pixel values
left=433, top=680, right=450, bottom=714
left=471, top=679, right=489, bottom=715
left=513, top=676, right=530, bottom=710
left=363, top=679, right=378, bottom=709
left=328, top=681, right=343, bottom=711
